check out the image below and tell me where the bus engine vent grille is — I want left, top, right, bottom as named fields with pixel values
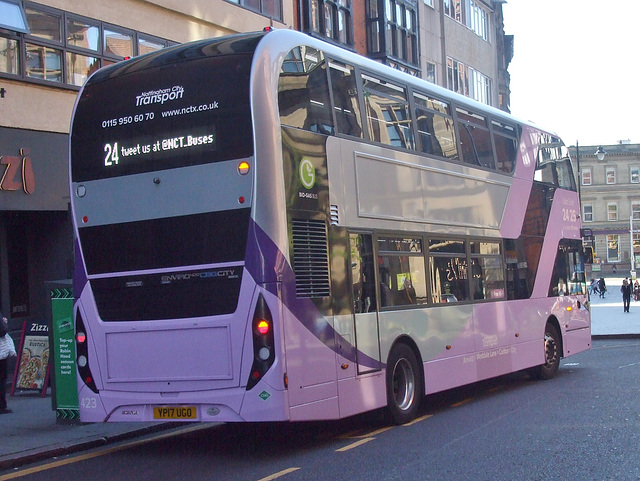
left=330, top=205, right=339, bottom=225
left=292, top=219, right=330, bottom=298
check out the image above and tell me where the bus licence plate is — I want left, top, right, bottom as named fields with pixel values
left=153, top=406, right=197, bottom=420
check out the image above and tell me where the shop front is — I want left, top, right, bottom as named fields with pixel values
left=0, top=126, right=73, bottom=342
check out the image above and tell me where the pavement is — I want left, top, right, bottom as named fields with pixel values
left=2, top=276, right=640, bottom=472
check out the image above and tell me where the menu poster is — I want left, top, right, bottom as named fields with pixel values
left=11, top=320, right=50, bottom=393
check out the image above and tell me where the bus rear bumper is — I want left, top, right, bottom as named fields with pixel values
left=80, top=382, right=289, bottom=423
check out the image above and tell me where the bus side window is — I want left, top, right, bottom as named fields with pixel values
left=414, top=92, right=458, bottom=161
left=329, top=61, right=364, bottom=138
left=377, top=237, right=427, bottom=308
left=492, top=120, right=518, bottom=174
left=349, top=234, right=377, bottom=313
left=361, top=74, right=413, bottom=150
left=278, top=47, right=334, bottom=135
left=456, top=107, right=494, bottom=170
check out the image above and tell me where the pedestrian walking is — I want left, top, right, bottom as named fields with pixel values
left=634, top=280, right=640, bottom=301
left=621, top=278, right=632, bottom=313
left=598, top=277, right=607, bottom=298
left=0, top=311, right=17, bottom=414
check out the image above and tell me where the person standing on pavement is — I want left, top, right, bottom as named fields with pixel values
left=0, top=311, right=17, bottom=414
left=621, top=278, right=632, bottom=313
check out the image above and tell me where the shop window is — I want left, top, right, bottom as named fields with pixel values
left=607, top=235, right=619, bottom=262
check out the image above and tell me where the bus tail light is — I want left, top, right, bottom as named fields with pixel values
left=246, top=294, right=275, bottom=390
left=76, top=310, right=99, bottom=393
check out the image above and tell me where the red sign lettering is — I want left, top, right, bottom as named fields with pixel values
left=0, top=148, right=35, bottom=194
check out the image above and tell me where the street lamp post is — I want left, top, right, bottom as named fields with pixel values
left=631, top=215, right=635, bottom=276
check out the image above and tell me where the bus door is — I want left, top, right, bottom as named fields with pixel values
left=349, top=233, right=381, bottom=374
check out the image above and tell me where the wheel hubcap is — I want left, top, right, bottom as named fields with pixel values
left=544, top=333, right=558, bottom=366
left=392, top=358, right=415, bottom=411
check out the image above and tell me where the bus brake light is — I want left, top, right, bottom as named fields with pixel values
left=77, top=331, right=86, bottom=343
left=257, top=320, right=269, bottom=335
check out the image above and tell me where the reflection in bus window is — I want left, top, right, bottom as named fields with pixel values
left=329, top=61, right=363, bottom=138
left=471, top=257, right=504, bottom=300
left=414, top=92, right=458, bottom=160
left=492, top=120, right=517, bottom=174
left=362, top=74, right=413, bottom=149
left=278, top=46, right=334, bottom=135
left=549, top=239, right=586, bottom=296
left=429, top=256, right=470, bottom=303
left=536, top=136, right=576, bottom=191
left=350, top=233, right=377, bottom=313
left=377, top=236, right=427, bottom=308
left=456, top=108, right=494, bottom=169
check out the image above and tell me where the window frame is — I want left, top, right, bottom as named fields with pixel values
left=307, top=0, right=353, bottom=48
left=581, top=167, right=592, bottom=186
left=607, top=234, right=620, bottom=262
left=0, top=2, right=176, bottom=89
left=365, top=0, right=419, bottom=73
left=607, top=202, right=618, bottom=222
left=606, top=166, right=616, bottom=185
left=583, top=203, right=593, bottom=223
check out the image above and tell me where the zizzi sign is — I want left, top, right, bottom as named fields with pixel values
left=0, top=148, right=35, bottom=194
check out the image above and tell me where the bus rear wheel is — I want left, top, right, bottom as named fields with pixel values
left=386, top=343, right=422, bottom=424
left=529, top=323, right=561, bottom=380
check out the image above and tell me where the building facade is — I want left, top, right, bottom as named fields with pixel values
left=570, top=143, right=640, bottom=278
left=299, top=0, right=512, bottom=109
left=1, top=0, right=510, bottom=331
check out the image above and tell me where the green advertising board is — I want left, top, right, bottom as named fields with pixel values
left=50, top=286, right=79, bottom=421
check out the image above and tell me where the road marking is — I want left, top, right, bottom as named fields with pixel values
left=402, top=413, right=433, bottom=426
left=619, top=362, right=640, bottom=369
left=0, top=423, right=213, bottom=480
left=336, top=437, right=376, bottom=452
left=257, top=467, right=301, bottom=481
left=450, top=398, right=472, bottom=408
left=339, top=426, right=394, bottom=439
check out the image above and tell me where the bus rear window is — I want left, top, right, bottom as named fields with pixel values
left=71, top=54, right=254, bottom=182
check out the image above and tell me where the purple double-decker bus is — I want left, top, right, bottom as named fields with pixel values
left=69, top=29, right=590, bottom=424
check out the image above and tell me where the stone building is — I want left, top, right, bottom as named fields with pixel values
left=569, top=143, right=640, bottom=277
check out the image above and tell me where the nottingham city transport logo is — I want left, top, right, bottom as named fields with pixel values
left=299, top=159, right=315, bottom=189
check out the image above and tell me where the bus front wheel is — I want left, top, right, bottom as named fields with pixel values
left=529, top=323, right=561, bottom=380
left=386, top=343, right=422, bottom=424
